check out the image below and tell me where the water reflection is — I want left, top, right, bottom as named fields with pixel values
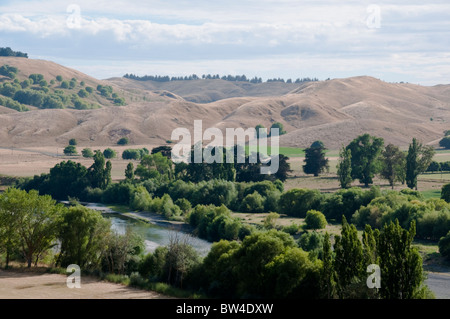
left=104, top=213, right=211, bottom=257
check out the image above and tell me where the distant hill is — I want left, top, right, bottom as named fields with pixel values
left=1, top=57, right=450, bottom=149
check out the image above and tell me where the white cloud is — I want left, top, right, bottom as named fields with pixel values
left=0, top=0, right=449, bottom=84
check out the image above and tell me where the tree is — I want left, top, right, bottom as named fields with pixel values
left=82, top=148, right=94, bottom=158
left=117, top=137, right=129, bottom=145
left=263, top=212, right=280, bottom=229
left=337, top=146, right=352, bottom=189
left=377, top=220, right=426, bottom=299
left=406, top=138, right=435, bottom=190
left=69, top=138, right=77, bottom=146
left=439, top=231, right=450, bottom=261
left=303, top=141, right=329, bottom=176
left=380, top=144, right=406, bottom=189
left=441, top=183, right=450, bottom=203
left=135, top=153, right=173, bottom=181
left=151, top=146, right=172, bottom=159
left=78, top=89, right=88, bottom=98
left=57, top=205, right=111, bottom=269
left=346, top=134, right=384, bottom=187
left=125, top=162, right=135, bottom=180
left=56, top=75, right=63, bottom=82
left=269, top=122, right=286, bottom=136
left=103, top=148, right=117, bottom=159
left=63, top=145, right=77, bottom=155
left=89, top=151, right=111, bottom=190
left=304, top=210, right=327, bottom=229
left=439, top=137, right=450, bottom=149
left=320, top=233, right=336, bottom=298
left=0, top=189, right=22, bottom=268
left=0, top=188, right=64, bottom=268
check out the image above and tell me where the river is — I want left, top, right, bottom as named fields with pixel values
left=83, top=203, right=212, bottom=256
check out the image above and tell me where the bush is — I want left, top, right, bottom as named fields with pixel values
left=304, top=210, right=327, bottom=229
left=278, top=188, right=323, bottom=217
left=81, top=148, right=94, bottom=158
left=241, top=191, right=265, bottom=213
left=103, top=148, right=117, bottom=159
left=117, top=137, right=129, bottom=145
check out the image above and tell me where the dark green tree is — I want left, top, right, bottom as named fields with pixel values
left=125, top=162, right=135, bottom=180
left=337, top=146, right=352, bottom=189
left=439, top=231, right=450, bottom=261
left=303, top=141, right=329, bottom=176
left=441, top=183, right=450, bottom=203
left=117, top=137, right=129, bottom=145
left=346, top=134, right=384, bottom=187
left=377, top=220, right=426, bottom=299
left=63, top=145, right=77, bottom=155
left=333, top=217, right=364, bottom=298
left=103, top=148, right=117, bottom=159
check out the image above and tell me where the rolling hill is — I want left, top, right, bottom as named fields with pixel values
left=1, top=57, right=450, bottom=149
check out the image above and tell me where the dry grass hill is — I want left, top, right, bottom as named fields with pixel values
left=1, top=57, right=450, bottom=149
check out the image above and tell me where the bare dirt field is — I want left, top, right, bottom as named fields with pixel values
left=0, top=145, right=159, bottom=182
left=0, top=268, right=170, bottom=299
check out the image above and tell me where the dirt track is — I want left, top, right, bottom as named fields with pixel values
left=0, top=269, right=170, bottom=299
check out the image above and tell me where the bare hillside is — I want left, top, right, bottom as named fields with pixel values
left=1, top=58, right=450, bottom=149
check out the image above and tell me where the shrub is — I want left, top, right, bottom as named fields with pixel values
left=439, top=231, right=450, bottom=261
left=439, top=137, right=450, bottom=149
left=81, top=148, right=94, bottom=158
left=304, top=210, right=327, bottom=229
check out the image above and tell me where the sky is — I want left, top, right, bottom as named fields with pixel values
left=1, top=0, right=450, bottom=85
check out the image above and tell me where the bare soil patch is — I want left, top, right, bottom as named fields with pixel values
left=0, top=268, right=170, bottom=299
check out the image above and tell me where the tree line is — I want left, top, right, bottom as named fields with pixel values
left=0, top=47, right=28, bottom=58
left=123, top=73, right=319, bottom=84
left=303, top=134, right=434, bottom=190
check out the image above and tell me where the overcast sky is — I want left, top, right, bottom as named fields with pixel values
left=1, top=0, right=449, bottom=85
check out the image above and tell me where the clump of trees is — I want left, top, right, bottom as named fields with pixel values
left=0, top=188, right=144, bottom=274
left=336, top=135, right=434, bottom=190
left=0, top=47, right=28, bottom=58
